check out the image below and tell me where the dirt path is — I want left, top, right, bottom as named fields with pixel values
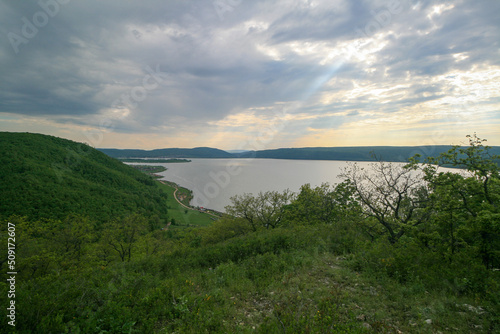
left=160, top=180, right=220, bottom=218
left=173, top=187, right=193, bottom=210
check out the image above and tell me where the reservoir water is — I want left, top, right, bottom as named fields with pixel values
left=133, top=159, right=378, bottom=212
left=128, top=158, right=465, bottom=212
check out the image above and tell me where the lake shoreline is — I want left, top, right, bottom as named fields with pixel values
left=158, top=179, right=224, bottom=217
left=136, top=159, right=466, bottom=213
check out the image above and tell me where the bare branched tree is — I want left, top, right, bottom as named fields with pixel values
left=341, top=161, right=430, bottom=243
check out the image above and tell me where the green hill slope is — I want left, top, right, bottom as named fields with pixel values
left=0, top=132, right=169, bottom=222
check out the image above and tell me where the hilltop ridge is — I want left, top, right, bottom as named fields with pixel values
left=99, top=147, right=233, bottom=159
left=98, top=145, right=500, bottom=162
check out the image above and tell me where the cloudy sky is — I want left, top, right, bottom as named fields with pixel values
left=0, top=0, right=499, bottom=150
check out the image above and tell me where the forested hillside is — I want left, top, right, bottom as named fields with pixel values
left=0, top=133, right=499, bottom=333
left=99, top=145, right=500, bottom=163
left=0, top=132, right=169, bottom=222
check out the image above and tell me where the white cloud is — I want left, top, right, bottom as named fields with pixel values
left=0, top=0, right=499, bottom=148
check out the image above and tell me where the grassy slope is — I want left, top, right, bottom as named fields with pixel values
left=157, top=181, right=215, bottom=227
left=4, top=223, right=494, bottom=333
left=166, top=225, right=496, bottom=333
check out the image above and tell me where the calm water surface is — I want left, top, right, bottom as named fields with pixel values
left=150, top=159, right=373, bottom=212
left=129, top=158, right=464, bottom=212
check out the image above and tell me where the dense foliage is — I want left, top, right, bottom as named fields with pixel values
left=0, top=133, right=499, bottom=333
left=0, top=132, right=169, bottom=223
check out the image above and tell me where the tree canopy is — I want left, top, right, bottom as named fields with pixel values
left=0, top=132, right=169, bottom=223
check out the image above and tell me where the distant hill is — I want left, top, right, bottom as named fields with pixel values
left=99, top=145, right=500, bottom=163
left=0, top=132, right=169, bottom=222
left=234, top=146, right=455, bottom=162
left=99, top=147, right=233, bottom=159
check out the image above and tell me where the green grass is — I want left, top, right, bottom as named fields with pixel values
left=2, top=220, right=498, bottom=333
left=175, top=186, right=194, bottom=207
left=157, top=181, right=215, bottom=227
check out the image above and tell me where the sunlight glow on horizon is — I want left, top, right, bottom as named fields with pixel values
left=0, top=1, right=499, bottom=150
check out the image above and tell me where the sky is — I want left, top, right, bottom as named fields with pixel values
left=0, top=0, right=499, bottom=150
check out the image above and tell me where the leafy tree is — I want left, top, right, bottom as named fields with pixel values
left=284, top=183, right=336, bottom=225
left=101, top=214, right=148, bottom=262
left=417, top=134, right=499, bottom=209
left=284, top=181, right=361, bottom=226
left=225, top=190, right=295, bottom=231
left=225, top=193, right=259, bottom=231
left=409, top=134, right=500, bottom=268
left=55, top=214, right=94, bottom=263
left=136, top=231, right=166, bottom=258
